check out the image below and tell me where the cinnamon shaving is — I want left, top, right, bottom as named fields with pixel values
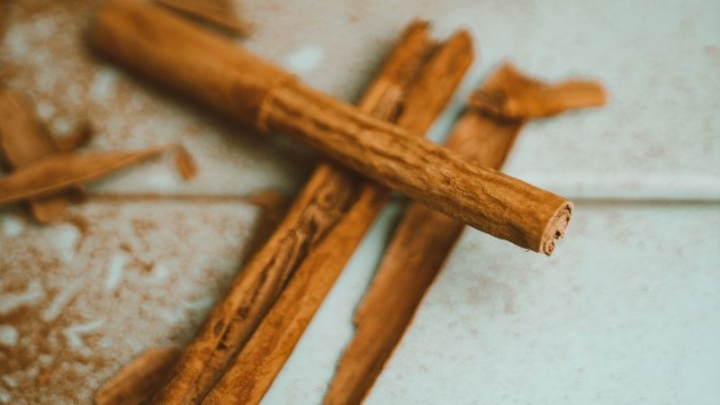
left=53, top=121, right=94, bottom=152
left=174, top=144, right=198, bottom=180
left=0, top=147, right=170, bottom=207
left=467, top=64, right=606, bottom=119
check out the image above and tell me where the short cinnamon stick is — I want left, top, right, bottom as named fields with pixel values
left=0, top=147, right=168, bottom=207
left=201, top=28, right=473, bottom=405
left=0, top=90, right=77, bottom=222
left=91, top=0, right=572, bottom=254
left=322, top=64, right=607, bottom=405
left=149, top=20, right=449, bottom=405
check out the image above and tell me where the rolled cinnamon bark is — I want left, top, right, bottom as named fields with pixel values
left=90, top=0, right=572, bottom=253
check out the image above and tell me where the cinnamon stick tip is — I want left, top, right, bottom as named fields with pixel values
left=447, top=29, right=473, bottom=50
left=540, top=201, right=572, bottom=256
left=406, top=19, right=431, bottom=32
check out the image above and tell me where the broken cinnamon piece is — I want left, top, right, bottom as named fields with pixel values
left=200, top=27, right=473, bottom=405
left=174, top=145, right=198, bottom=180
left=0, top=146, right=169, bottom=207
left=153, top=0, right=250, bottom=37
left=149, top=20, right=460, bottom=405
left=54, top=120, right=94, bottom=152
left=0, top=89, right=78, bottom=223
left=321, top=64, right=607, bottom=405
left=94, top=347, right=181, bottom=405
left=467, top=64, right=606, bottom=119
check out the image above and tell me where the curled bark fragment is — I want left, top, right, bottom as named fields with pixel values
left=468, top=63, right=607, bottom=119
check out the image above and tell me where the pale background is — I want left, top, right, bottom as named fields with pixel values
left=0, top=0, right=719, bottom=404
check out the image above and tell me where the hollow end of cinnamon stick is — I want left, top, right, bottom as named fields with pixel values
left=540, top=201, right=572, bottom=255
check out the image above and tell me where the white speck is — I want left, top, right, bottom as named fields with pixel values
left=36, top=101, right=55, bottom=120
left=41, top=281, right=83, bottom=322
left=0, top=280, right=44, bottom=316
left=6, top=28, right=28, bottom=58
left=285, top=45, right=324, bottom=74
left=0, top=325, right=19, bottom=348
left=151, top=262, right=171, bottom=282
left=1, top=214, right=23, bottom=237
left=184, top=297, right=215, bottom=313
left=90, top=68, right=120, bottom=101
left=63, top=318, right=105, bottom=353
left=30, top=16, right=57, bottom=39
left=38, top=354, right=53, bottom=366
left=50, top=117, right=74, bottom=136
left=53, top=223, right=82, bottom=264
left=0, top=389, right=11, bottom=404
left=1, top=375, right=17, bottom=388
left=24, top=366, right=39, bottom=379
left=105, top=254, right=128, bottom=292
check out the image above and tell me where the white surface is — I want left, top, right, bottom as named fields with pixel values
left=260, top=202, right=720, bottom=404
left=369, top=202, right=720, bottom=404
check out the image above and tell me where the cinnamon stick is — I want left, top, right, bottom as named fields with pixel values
left=149, top=20, right=448, bottom=405
left=201, top=27, right=473, bottom=405
left=91, top=0, right=572, bottom=254
left=0, top=147, right=168, bottom=207
left=0, top=90, right=77, bottom=223
left=322, top=64, right=607, bottom=405
left=94, top=347, right=181, bottom=405
left=153, top=0, right=250, bottom=37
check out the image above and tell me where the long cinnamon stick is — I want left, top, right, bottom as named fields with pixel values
left=0, top=90, right=77, bottom=222
left=322, top=64, right=607, bottom=405
left=149, top=20, right=441, bottom=405
left=91, top=0, right=572, bottom=254
left=201, top=28, right=473, bottom=405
